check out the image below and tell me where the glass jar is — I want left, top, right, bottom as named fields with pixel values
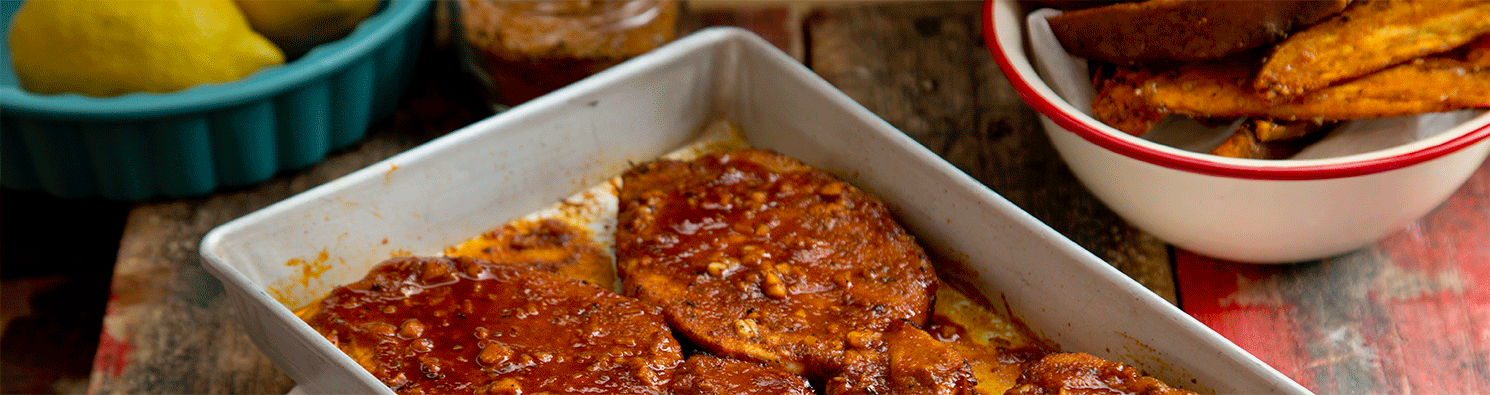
left=454, top=0, right=680, bottom=110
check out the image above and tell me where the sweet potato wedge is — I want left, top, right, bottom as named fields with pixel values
left=1091, top=64, right=1166, bottom=136
left=1255, top=0, right=1490, bottom=101
left=1251, top=118, right=1335, bottom=143
left=1209, top=119, right=1332, bottom=160
left=1047, top=0, right=1348, bottom=65
left=1134, top=55, right=1490, bottom=121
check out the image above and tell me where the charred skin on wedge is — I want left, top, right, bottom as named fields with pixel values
left=1047, top=0, right=1349, bottom=65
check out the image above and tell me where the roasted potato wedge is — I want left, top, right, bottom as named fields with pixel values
left=1090, top=63, right=1165, bottom=136
left=1120, top=54, right=1490, bottom=121
left=1255, top=0, right=1490, bottom=101
left=1250, top=118, right=1334, bottom=142
left=1048, top=0, right=1348, bottom=65
left=1209, top=119, right=1333, bottom=159
left=1074, top=0, right=1490, bottom=158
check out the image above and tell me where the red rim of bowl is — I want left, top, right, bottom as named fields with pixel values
left=982, top=0, right=1490, bottom=181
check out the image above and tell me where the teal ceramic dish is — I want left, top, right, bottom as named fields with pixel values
left=0, top=0, right=430, bottom=201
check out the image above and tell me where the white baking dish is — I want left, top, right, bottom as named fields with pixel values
left=200, top=27, right=1309, bottom=394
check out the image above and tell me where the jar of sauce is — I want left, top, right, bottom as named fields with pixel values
left=454, top=0, right=680, bottom=110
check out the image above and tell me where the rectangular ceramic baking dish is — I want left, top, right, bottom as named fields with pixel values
left=200, top=27, right=1310, bottom=394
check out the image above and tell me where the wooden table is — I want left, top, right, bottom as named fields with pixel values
left=85, top=2, right=1490, bottom=394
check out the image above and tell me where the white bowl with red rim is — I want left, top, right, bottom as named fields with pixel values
left=984, top=0, right=1490, bottom=263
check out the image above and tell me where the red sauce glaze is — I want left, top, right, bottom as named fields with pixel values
left=616, top=149, right=938, bottom=381
left=300, top=256, right=683, bottom=394
left=1006, top=352, right=1196, bottom=395
left=671, top=354, right=814, bottom=395
left=829, top=320, right=976, bottom=395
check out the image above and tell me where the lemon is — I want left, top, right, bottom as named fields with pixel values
left=7, top=0, right=285, bottom=97
left=235, top=0, right=381, bottom=55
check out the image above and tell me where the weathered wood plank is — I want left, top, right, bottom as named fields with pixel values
left=804, top=1, right=1176, bottom=303
left=686, top=4, right=805, bottom=60
left=1178, top=157, right=1490, bottom=394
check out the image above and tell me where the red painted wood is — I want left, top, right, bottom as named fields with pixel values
left=1369, top=154, right=1490, bottom=394
left=1175, top=255, right=1309, bottom=386
left=89, top=295, right=134, bottom=379
left=1177, top=157, right=1490, bottom=395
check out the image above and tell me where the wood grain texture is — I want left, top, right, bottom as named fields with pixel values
left=804, top=1, right=1176, bottom=303
left=1178, top=157, right=1490, bottom=394
left=686, top=5, right=806, bottom=61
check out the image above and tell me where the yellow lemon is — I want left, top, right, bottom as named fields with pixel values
left=7, top=0, right=285, bottom=97
left=235, top=0, right=381, bottom=55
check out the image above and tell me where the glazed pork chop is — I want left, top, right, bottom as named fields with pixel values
left=298, top=256, right=683, bottom=394
left=444, top=218, right=617, bottom=290
left=615, top=149, right=940, bottom=382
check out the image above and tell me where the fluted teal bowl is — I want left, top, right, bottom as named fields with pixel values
left=1, top=0, right=430, bottom=201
